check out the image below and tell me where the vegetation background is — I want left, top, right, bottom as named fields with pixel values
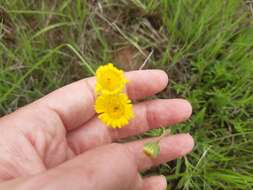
left=0, top=0, right=253, bottom=189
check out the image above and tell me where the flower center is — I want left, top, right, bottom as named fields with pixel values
left=108, top=102, right=125, bottom=118
left=99, top=71, right=122, bottom=91
left=113, top=106, right=119, bottom=111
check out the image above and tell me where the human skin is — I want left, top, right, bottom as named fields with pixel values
left=0, top=70, right=194, bottom=190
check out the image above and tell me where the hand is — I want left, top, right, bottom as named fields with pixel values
left=0, top=70, right=194, bottom=190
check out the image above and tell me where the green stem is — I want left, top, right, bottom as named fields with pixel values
left=64, top=44, right=95, bottom=75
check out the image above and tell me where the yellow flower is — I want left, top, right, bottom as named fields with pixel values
left=95, top=63, right=128, bottom=95
left=95, top=93, right=134, bottom=128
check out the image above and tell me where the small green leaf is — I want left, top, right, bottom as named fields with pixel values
left=144, top=142, right=160, bottom=158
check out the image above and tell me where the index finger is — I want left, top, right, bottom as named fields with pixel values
left=35, top=70, right=168, bottom=131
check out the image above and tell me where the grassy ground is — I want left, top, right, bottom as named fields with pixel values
left=1, top=0, right=253, bottom=189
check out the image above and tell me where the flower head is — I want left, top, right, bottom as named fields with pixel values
left=95, top=93, right=134, bottom=128
left=144, top=142, right=160, bottom=158
left=95, top=63, right=128, bottom=95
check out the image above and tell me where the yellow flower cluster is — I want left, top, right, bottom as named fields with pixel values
left=95, top=63, right=134, bottom=128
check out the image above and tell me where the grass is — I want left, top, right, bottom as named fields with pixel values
left=1, top=0, right=253, bottom=189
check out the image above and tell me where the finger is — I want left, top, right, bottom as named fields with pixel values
left=67, top=99, right=192, bottom=154
left=0, top=135, right=191, bottom=190
left=35, top=70, right=168, bottom=130
left=0, top=177, right=27, bottom=190
left=141, top=176, right=167, bottom=190
left=0, top=146, right=142, bottom=190
left=126, top=133, right=194, bottom=171
left=20, top=144, right=142, bottom=190
left=43, top=134, right=192, bottom=189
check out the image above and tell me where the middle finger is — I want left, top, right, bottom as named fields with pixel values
left=67, top=99, right=192, bottom=154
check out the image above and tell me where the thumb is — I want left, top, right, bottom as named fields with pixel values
left=0, top=143, right=142, bottom=190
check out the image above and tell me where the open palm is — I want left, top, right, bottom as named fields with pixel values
left=0, top=70, right=193, bottom=190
